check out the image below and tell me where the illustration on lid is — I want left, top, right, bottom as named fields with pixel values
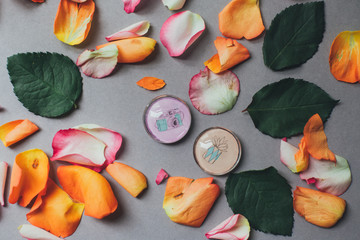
left=156, top=108, right=184, bottom=132
left=203, top=136, right=228, bottom=164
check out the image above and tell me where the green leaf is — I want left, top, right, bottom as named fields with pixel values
left=245, top=78, right=338, bottom=138
left=7, top=52, right=82, bottom=118
left=263, top=1, right=325, bottom=70
left=225, top=167, right=294, bottom=236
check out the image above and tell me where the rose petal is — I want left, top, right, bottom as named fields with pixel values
left=160, top=11, right=205, bottom=57
left=162, top=0, right=186, bottom=10
left=293, top=186, right=346, bottom=228
left=71, top=0, right=87, bottom=2
left=106, top=21, right=150, bottom=41
left=0, top=161, right=8, bottom=206
left=280, top=139, right=300, bottom=173
left=76, top=45, right=118, bottom=79
left=137, top=77, right=166, bottom=90
left=297, top=114, right=336, bottom=162
left=8, top=149, right=49, bottom=207
left=106, top=162, right=147, bottom=198
left=329, top=31, right=360, bottom=83
left=189, top=67, right=240, bottom=115
left=122, top=0, right=141, bottom=13
left=156, top=168, right=169, bottom=185
left=54, top=0, right=95, bottom=45
left=300, top=155, right=352, bottom=196
left=0, top=119, right=39, bottom=147
left=219, top=0, right=264, bottom=40
left=18, top=224, right=63, bottom=240
left=205, top=214, right=250, bottom=240
left=96, top=37, right=157, bottom=63
left=27, top=179, right=84, bottom=238
left=31, top=0, right=45, bottom=2
left=51, top=128, right=107, bottom=169
left=204, top=37, right=250, bottom=74
left=57, top=165, right=118, bottom=219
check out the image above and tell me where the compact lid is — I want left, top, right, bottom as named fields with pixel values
left=193, top=127, right=242, bottom=175
left=143, top=95, right=191, bottom=144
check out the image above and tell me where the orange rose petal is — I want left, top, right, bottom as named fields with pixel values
left=27, top=178, right=84, bottom=238
left=0, top=119, right=39, bottom=147
left=106, top=162, right=147, bottom=198
left=57, top=165, right=118, bottom=219
left=54, top=0, right=95, bottom=45
left=219, top=0, right=264, bottom=40
left=136, top=77, right=166, bottom=90
left=96, top=37, right=156, bottom=63
left=303, top=114, right=336, bottom=162
left=293, top=186, right=346, bottom=228
left=294, top=137, right=309, bottom=172
left=8, top=149, right=49, bottom=207
left=329, top=31, right=360, bottom=83
left=204, top=37, right=250, bottom=73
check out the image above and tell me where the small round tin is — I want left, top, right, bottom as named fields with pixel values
left=193, top=127, right=242, bottom=175
left=143, top=95, right=192, bottom=144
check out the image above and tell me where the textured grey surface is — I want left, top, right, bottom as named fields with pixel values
left=0, top=0, right=359, bottom=239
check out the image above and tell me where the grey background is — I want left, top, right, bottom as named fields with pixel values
left=0, top=0, right=359, bottom=239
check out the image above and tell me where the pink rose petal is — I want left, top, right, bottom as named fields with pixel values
left=0, top=161, right=8, bottom=206
left=205, top=214, right=250, bottom=240
left=155, top=168, right=169, bottom=185
left=76, top=44, right=118, bottom=79
left=106, top=21, right=150, bottom=41
left=122, top=0, right=141, bottom=13
left=18, top=224, right=63, bottom=240
left=280, top=138, right=299, bottom=173
left=162, top=0, right=186, bottom=10
left=300, top=155, right=352, bottom=196
left=160, top=10, right=205, bottom=57
left=71, top=0, right=87, bottom=2
left=189, top=67, right=240, bottom=115
left=73, top=124, right=122, bottom=168
left=51, top=129, right=107, bottom=169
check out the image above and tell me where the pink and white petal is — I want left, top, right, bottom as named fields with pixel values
left=73, top=124, right=122, bottom=167
left=106, top=21, right=150, bottom=41
left=122, top=0, right=141, bottom=14
left=18, top=224, right=63, bottom=240
left=189, top=67, right=240, bottom=115
left=51, top=129, right=106, bottom=167
left=71, top=0, right=87, bottom=2
left=76, top=45, right=118, bottom=79
left=0, top=161, right=8, bottom=206
left=160, top=10, right=205, bottom=57
left=280, top=139, right=299, bottom=173
left=162, top=0, right=186, bottom=10
left=156, top=168, right=169, bottom=185
left=206, top=214, right=250, bottom=240
left=300, top=155, right=352, bottom=196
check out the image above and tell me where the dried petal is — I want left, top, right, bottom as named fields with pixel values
left=293, top=186, right=346, bottom=228
left=57, top=165, right=118, bottom=219
left=0, top=119, right=39, bottom=147
left=9, top=149, right=49, bottom=207
left=189, top=67, right=240, bottom=115
left=156, top=168, right=169, bottom=185
left=76, top=45, right=118, bottom=79
left=106, top=162, right=147, bottom=198
left=31, top=0, right=45, bottom=2
left=329, top=31, right=360, bottom=83
left=71, top=0, right=87, bottom=2
left=160, top=11, right=205, bottom=57
left=162, top=0, right=186, bottom=10
left=205, top=214, right=250, bottom=240
left=300, top=155, right=351, bottom=196
left=18, top=224, right=63, bottom=240
left=204, top=37, right=250, bottom=73
left=294, top=137, right=310, bottom=172
left=122, top=0, right=141, bottom=13
left=297, top=114, right=336, bottom=162
left=106, top=21, right=150, bottom=41
left=0, top=161, right=8, bottom=206
left=96, top=37, right=156, bottom=63
left=219, top=0, right=264, bottom=40
left=163, top=177, right=220, bottom=227
left=27, top=179, right=84, bottom=238
left=54, top=0, right=95, bottom=45
left=137, top=77, right=166, bottom=90
left=280, top=139, right=302, bottom=173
